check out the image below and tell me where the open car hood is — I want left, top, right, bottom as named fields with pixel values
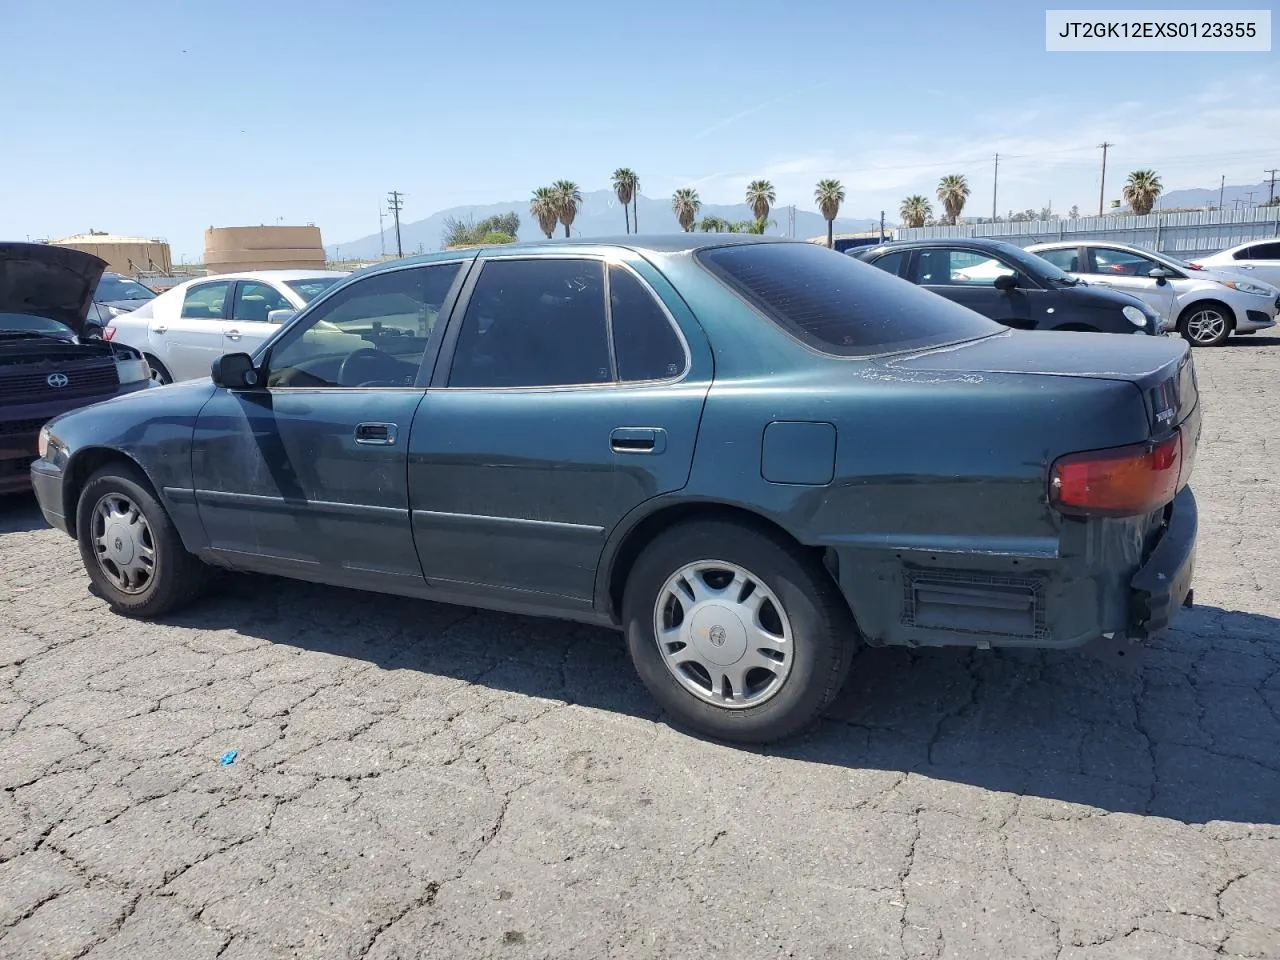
left=0, top=242, right=107, bottom=335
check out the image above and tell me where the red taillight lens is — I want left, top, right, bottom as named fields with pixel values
left=1050, top=432, right=1183, bottom=517
left=1187, top=262, right=1203, bottom=270
left=102, top=326, right=117, bottom=340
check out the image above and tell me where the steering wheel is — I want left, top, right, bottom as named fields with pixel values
left=338, top=347, right=390, bottom=386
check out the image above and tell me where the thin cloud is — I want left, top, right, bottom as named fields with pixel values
left=692, top=80, right=837, bottom=141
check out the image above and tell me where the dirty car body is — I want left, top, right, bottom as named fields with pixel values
left=0, top=242, right=152, bottom=494
left=29, top=236, right=1199, bottom=742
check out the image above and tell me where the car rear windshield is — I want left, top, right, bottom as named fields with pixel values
left=95, top=276, right=156, bottom=301
left=696, top=241, right=1001, bottom=357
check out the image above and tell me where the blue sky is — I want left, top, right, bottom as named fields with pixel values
left=3, top=0, right=1277, bottom=260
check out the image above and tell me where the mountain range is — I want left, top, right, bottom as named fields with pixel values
left=327, top=190, right=880, bottom=259
left=326, top=181, right=1278, bottom=260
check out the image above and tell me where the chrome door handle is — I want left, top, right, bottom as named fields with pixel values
left=154, top=325, right=168, bottom=334
left=226, top=328, right=241, bottom=341
left=355, top=422, right=398, bottom=445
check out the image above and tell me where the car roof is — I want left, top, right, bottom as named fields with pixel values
left=1028, top=239, right=1149, bottom=254
left=856, top=236, right=1024, bottom=251
left=358, top=233, right=791, bottom=272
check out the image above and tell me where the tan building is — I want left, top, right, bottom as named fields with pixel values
left=48, top=232, right=173, bottom=276
left=204, top=225, right=326, bottom=274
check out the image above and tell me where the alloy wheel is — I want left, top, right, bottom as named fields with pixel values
left=653, top=560, right=795, bottom=709
left=1185, top=308, right=1228, bottom=345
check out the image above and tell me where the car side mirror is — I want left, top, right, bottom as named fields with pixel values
left=1148, top=267, right=1171, bottom=285
left=267, top=309, right=296, bottom=324
left=211, top=352, right=262, bottom=390
left=993, top=273, right=1018, bottom=291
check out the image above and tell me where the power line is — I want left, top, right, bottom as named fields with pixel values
left=1097, top=142, right=1114, bottom=216
left=386, top=190, right=404, bottom=258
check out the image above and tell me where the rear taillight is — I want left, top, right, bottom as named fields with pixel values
left=1050, top=431, right=1184, bottom=517
left=102, top=326, right=117, bottom=340
left=1187, top=262, right=1203, bottom=270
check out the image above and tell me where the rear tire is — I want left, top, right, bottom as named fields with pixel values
left=622, top=519, right=856, bottom=744
left=1178, top=301, right=1233, bottom=347
left=75, top=463, right=209, bottom=617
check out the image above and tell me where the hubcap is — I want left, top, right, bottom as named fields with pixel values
left=91, top=493, right=156, bottom=594
left=653, top=560, right=794, bottom=709
left=1186, top=309, right=1227, bottom=343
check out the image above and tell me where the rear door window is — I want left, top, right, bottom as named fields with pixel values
left=697, top=241, right=1000, bottom=358
left=181, top=281, right=231, bottom=320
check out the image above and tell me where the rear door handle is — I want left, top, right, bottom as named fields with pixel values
left=153, top=325, right=168, bottom=334
left=225, top=328, right=241, bottom=341
left=610, top=426, right=666, bottom=454
left=355, top=422, right=398, bottom=445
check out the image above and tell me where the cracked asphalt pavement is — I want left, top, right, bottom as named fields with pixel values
left=2, top=339, right=1279, bottom=960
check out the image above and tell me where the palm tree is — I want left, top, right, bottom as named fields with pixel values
left=612, top=168, right=638, bottom=234
left=936, top=174, right=970, bottom=225
left=1123, top=170, right=1163, bottom=216
left=530, top=187, right=558, bottom=239
left=671, top=188, right=701, bottom=232
left=900, top=195, right=933, bottom=228
left=698, top=215, right=730, bottom=232
left=745, top=180, right=776, bottom=222
left=814, top=179, right=845, bottom=248
left=551, top=180, right=583, bottom=238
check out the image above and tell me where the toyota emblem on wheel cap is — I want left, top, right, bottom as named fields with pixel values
left=46, top=373, right=69, bottom=388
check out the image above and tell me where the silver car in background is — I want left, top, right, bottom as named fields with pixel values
left=1026, top=240, right=1280, bottom=347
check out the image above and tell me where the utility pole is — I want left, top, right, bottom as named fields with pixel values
left=1265, top=169, right=1278, bottom=206
left=879, top=209, right=885, bottom=242
left=1245, top=190, right=1256, bottom=208
left=1219, top=175, right=1226, bottom=211
left=1097, top=142, right=1114, bottom=216
left=992, top=153, right=999, bottom=221
left=378, top=208, right=386, bottom=257
left=386, top=191, right=404, bottom=258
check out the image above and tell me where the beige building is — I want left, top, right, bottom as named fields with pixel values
left=49, top=232, right=173, bottom=276
left=204, top=225, right=326, bottom=274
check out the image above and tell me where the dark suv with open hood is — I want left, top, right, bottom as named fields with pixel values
left=0, top=242, right=154, bottom=493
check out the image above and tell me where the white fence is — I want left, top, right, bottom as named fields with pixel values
left=896, top=207, right=1280, bottom=257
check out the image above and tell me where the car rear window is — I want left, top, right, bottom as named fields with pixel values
left=696, top=241, right=1002, bottom=357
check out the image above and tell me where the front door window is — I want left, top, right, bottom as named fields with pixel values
left=265, top=262, right=463, bottom=388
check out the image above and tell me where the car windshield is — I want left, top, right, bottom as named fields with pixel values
left=95, top=276, right=156, bottom=302
left=697, top=241, right=1002, bottom=358
left=0, top=312, right=73, bottom=335
left=285, top=277, right=345, bottom=302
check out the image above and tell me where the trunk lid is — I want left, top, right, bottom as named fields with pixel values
left=0, top=242, right=108, bottom=336
left=883, top=330, right=1198, bottom=435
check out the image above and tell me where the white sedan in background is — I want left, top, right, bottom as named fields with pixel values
left=1192, top=239, right=1280, bottom=289
left=1026, top=240, right=1280, bottom=347
left=105, top=270, right=349, bottom=382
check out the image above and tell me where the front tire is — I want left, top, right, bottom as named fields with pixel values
left=622, top=519, right=856, bottom=744
left=144, top=354, right=173, bottom=385
left=1178, top=302, right=1233, bottom=347
left=75, top=463, right=209, bottom=617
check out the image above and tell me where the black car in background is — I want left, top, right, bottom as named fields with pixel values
left=83, top=272, right=157, bottom=340
left=0, top=242, right=153, bottom=493
left=853, top=237, right=1164, bottom=336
